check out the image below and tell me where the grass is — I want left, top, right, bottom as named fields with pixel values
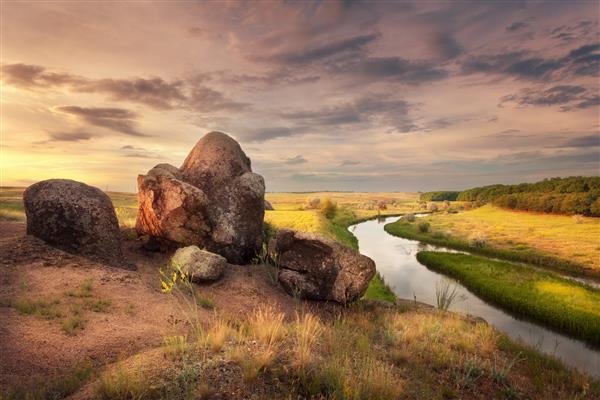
left=66, top=279, right=94, bottom=298
left=416, top=251, right=600, bottom=345
left=384, top=211, right=599, bottom=280
left=62, top=315, right=86, bottom=335
left=82, top=299, right=599, bottom=399
left=387, top=204, right=600, bottom=278
left=14, top=298, right=62, bottom=319
left=1, top=362, right=93, bottom=400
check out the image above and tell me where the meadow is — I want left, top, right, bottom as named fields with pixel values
left=417, top=251, right=600, bottom=345
left=385, top=205, right=600, bottom=279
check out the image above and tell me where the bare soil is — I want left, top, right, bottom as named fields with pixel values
left=0, top=221, right=333, bottom=390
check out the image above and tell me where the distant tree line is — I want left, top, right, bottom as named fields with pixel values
left=419, top=191, right=460, bottom=201
left=424, top=177, right=600, bottom=216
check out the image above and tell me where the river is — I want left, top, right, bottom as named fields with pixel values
left=350, top=215, right=600, bottom=378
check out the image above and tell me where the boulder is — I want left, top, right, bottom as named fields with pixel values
left=264, top=200, right=274, bottom=210
left=23, top=179, right=126, bottom=267
left=171, top=246, right=226, bottom=282
left=269, top=229, right=376, bottom=303
left=136, top=132, right=265, bottom=264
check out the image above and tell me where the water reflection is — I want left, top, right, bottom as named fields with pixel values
left=352, top=216, right=600, bottom=378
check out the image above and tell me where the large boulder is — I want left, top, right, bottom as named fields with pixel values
left=136, top=132, right=265, bottom=264
left=23, top=179, right=126, bottom=267
left=170, top=246, right=226, bottom=282
left=269, top=229, right=376, bottom=303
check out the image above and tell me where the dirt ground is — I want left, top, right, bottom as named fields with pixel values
left=0, top=221, right=329, bottom=390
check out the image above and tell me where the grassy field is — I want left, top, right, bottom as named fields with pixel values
left=417, top=252, right=600, bottom=346
left=265, top=191, right=418, bottom=212
left=385, top=205, right=600, bottom=280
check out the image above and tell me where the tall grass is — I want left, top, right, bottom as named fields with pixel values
left=292, top=313, right=322, bottom=369
left=435, top=280, right=463, bottom=311
left=417, top=251, right=600, bottom=345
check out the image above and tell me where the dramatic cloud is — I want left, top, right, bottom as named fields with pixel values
left=340, top=160, right=361, bottom=166
left=77, top=78, right=186, bottom=110
left=343, top=56, right=448, bottom=83
left=55, top=106, right=147, bottom=137
left=500, top=85, right=599, bottom=111
left=506, top=21, right=529, bottom=32
left=283, top=155, right=308, bottom=165
left=431, top=32, right=463, bottom=59
left=462, top=43, right=600, bottom=81
left=281, top=95, right=416, bottom=133
left=559, top=134, right=600, bottom=148
left=2, top=63, right=246, bottom=112
left=550, top=20, right=597, bottom=42
left=1, top=63, right=84, bottom=88
left=120, top=145, right=163, bottom=159
left=47, top=131, right=93, bottom=142
left=251, top=33, right=380, bottom=65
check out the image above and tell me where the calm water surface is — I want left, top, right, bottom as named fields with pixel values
left=350, top=216, right=600, bottom=378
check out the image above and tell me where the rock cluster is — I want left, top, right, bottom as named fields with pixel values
left=136, top=131, right=265, bottom=264
left=269, top=229, right=376, bottom=303
left=23, top=179, right=126, bottom=267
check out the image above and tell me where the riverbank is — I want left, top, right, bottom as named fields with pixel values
left=384, top=211, right=600, bottom=281
left=417, top=251, right=600, bottom=346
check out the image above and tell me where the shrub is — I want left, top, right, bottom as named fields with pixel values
left=62, top=315, right=86, bottom=335
left=469, top=231, right=487, bottom=248
left=418, top=222, right=430, bottom=233
left=427, top=203, right=438, bottom=212
left=572, top=215, right=584, bottom=224
left=403, top=213, right=416, bottom=222
left=420, top=191, right=460, bottom=201
left=377, top=200, right=387, bottom=210
left=320, top=198, right=337, bottom=219
left=304, top=198, right=321, bottom=210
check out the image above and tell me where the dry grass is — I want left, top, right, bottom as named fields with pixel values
left=423, top=204, right=600, bottom=272
left=248, top=306, right=287, bottom=345
left=291, top=312, right=323, bottom=369
left=265, top=191, right=418, bottom=212
left=76, top=302, right=599, bottom=399
left=203, top=318, right=233, bottom=353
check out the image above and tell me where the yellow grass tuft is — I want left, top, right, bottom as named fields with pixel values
left=292, top=313, right=323, bottom=369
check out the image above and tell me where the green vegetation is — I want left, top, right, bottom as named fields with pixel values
left=420, top=191, right=460, bottom=201
left=13, top=298, right=63, bottom=319
left=62, top=314, right=86, bottom=335
left=384, top=209, right=600, bottom=279
left=1, top=362, right=93, bottom=400
left=363, top=272, right=396, bottom=302
left=416, top=251, right=600, bottom=345
left=457, top=176, right=600, bottom=216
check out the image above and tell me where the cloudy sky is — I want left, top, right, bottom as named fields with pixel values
left=1, top=1, right=599, bottom=192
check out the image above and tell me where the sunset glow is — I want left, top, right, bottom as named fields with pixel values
left=1, top=1, right=598, bottom=192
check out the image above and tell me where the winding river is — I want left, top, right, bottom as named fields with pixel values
left=350, top=215, right=600, bottom=378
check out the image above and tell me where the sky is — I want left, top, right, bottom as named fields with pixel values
left=1, top=0, right=599, bottom=193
